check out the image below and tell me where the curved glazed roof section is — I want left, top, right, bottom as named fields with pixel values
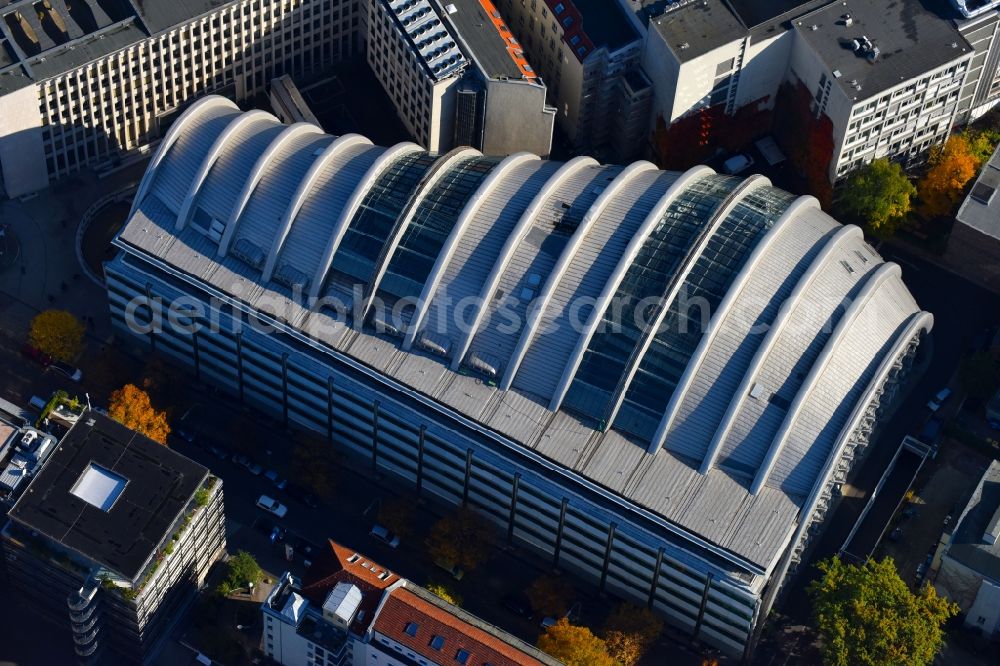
left=120, top=98, right=931, bottom=531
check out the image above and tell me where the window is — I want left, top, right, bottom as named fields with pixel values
left=553, top=2, right=564, bottom=12
left=456, top=649, right=471, bottom=664
left=562, top=16, right=573, bottom=27
left=430, top=635, right=445, bottom=650
left=404, top=621, right=419, bottom=637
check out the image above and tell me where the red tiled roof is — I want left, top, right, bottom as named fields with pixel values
left=301, top=539, right=399, bottom=635
left=373, top=587, right=548, bottom=666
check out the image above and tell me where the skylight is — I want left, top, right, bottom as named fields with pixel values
left=456, top=648, right=470, bottom=664
left=430, top=635, right=445, bottom=651
left=404, top=622, right=419, bottom=637
left=70, top=463, right=128, bottom=511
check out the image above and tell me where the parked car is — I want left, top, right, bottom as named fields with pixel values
left=927, top=388, right=952, bottom=412
left=285, top=484, right=320, bottom=509
left=264, top=469, right=288, bottom=490
left=722, top=153, right=755, bottom=175
left=175, top=428, right=197, bottom=444
left=20, top=344, right=52, bottom=367
left=501, top=593, right=533, bottom=619
left=233, top=453, right=250, bottom=467
left=244, top=460, right=263, bottom=476
left=541, top=602, right=582, bottom=629
left=256, top=495, right=288, bottom=518
left=50, top=360, right=83, bottom=382
left=369, top=524, right=400, bottom=548
left=208, top=442, right=230, bottom=460
left=434, top=558, right=465, bottom=581
left=269, top=525, right=287, bottom=545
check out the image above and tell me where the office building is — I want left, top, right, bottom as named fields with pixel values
left=944, top=142, right=1000, bottom=292
left=493, top=0, right=650, bottom=162
left=263, top=540, right=558, bottom=665
left=639, top=0, right=981, bottom=185
left=935, top=460, right=1000, bottom=640
left=1, top=411, right=226, bottom=662
left=107, top=98, right=930, bottom=658
left=0, top=0, right=363, bottom=198
left=367, top=0, right=554, bottom=156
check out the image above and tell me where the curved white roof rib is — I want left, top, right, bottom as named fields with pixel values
left=308, top=142, right=424, bottom=301
left=175, top=110, right=275, bottom=231
left=217, top=122, right=325, bottom=257
left=263, top=134, right=373, bottom=281
left=117, top=99, right=934, bottom=579
left=699, top=224, right=863, bottom=473
left=548, top=165, right=713, bottom=411
left=129, top=96, right=238, bottom=220
left=602, top=175, right=771, bottom=443
left=450, top=155, right=597, bottom=372
left=500, top=161, right=658, bottom=392
left=403, top=152, right=539, bottom=350
left=750, top=262, right=901, bottom=494
left=652, top=195, right=820, bottom=454
left=358, top=147, right=482, bottom=322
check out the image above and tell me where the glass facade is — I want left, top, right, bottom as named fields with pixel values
left=561, top=175, right=742, bottom=426
left=613, top=187, right=796, bottom=440
left=325, top=151, right=437, bottom=291
left=378, top=156, right=502, bottom=301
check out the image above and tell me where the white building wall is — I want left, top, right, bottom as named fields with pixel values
left=0, top=84, right=47, bottom=198
left=735, top=32, right=793, bottom=110
left=0, top=0, right=361, bottom=197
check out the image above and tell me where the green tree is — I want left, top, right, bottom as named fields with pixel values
left=836, top=159, right=916, bottom=239
left=217, top=551, right=263, bottom=595
left=29, top=309, right=84, bottom=362
left=959, top=351, right=1000, bottom=401
left=538, top=619, right=617, bottom=666
left=425, top=506, right=497, bottom=572
left=601, top=603, right=663, bottom=666
left=425, top=581, right=462, bottom=607
left=808, top=556, right=958, bottom=666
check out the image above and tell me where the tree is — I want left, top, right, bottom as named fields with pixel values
left=425, top=581, right=462, bottom=607
left=959, top=351, right=1000, bottom=401
left=29, top=309, right=84, bottom=362
left=290, top=434, right=337, bottom=501
left=108, top=383, right=171, bottom=444
left=378, top=495, right=417, bottom=540
left=808, top=556, right=958, bottom=666
left=601, top=603, right=664, bottom=666
left=917, top=135, right=979, bottom=218
left=217, top=551, right=263, bottom=595
left=964, top=128, right=1000, bottom=166
left=526, top=576, right=574, bottom=617
left=425, top=506, right=497, bottom=572
left=537, top=619, right=617, bottom=666
left=837, top=159, right=916, bottom=238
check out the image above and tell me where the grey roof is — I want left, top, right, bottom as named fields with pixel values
left=114, top=97, right=931, bottom=573
left=0, top=0, right=229, bottom=94
left=956, top=143, right=1000, bottom=240
left=945, top=461, right=1000, bottom=582
left=443, top=0, right=538, bottom=81
left=795, top=0, right=972, bottom=101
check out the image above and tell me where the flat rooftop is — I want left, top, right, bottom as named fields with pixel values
left=956, top=143, right=1000, bottom=239
left=946, top=460, right=1000, bottom=582
left=443, top=0, right=538, bottom=81
left=8, top=411, right=207, bottom=580
left=795, top=0, right=972, bottom=101
left=0, top=0, right=237, bottom=95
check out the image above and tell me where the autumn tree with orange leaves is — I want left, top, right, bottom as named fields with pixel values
left=108, top=383, right=171, bottom=444
left=917, top=135, right=980, bottom=218
left=538, top=619, right=617, bottom=666
left=602, top=603, right=664, bottom=666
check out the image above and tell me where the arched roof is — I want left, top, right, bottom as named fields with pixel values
left=119, top=98, right=931, bottom=570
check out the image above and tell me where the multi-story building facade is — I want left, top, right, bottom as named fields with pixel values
left=494, top=0, right=650, bottom=162
left=637, top=0, right=987, bottom=185
left=107, top=98, right=930, bottom=658
left=367, top=0, right=554, bottom=155
left=950, top=1, right=1000, bottom=124
left=1, top=411, right=226, bottom=662
left=0, top=0, right=363, bottom=198
left=263, top=540, right=558, bottom=666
